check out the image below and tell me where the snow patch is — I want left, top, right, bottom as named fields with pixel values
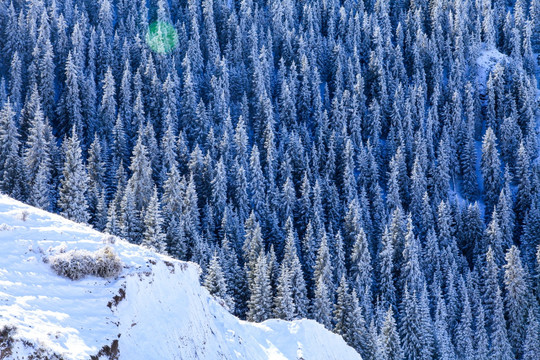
left=0, top=194, right=361, bottom=359
left=476, top=46, right=508, bottom=88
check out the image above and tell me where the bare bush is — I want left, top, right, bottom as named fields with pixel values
left=49, top=246, right=123, bottom=280
left=94, top=247, right=123, bottom=278
left=0, top=325, right=16, bottom=358
left=102, top=235, right=117, bottom=245
left=0, top=223, right=14, bottom=231
left=19, top=210, right=29, bottom=222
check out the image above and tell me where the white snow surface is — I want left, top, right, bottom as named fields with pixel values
left=0, top=194, right=361, bottom=360
left=475, top=46, right=508, bottom=88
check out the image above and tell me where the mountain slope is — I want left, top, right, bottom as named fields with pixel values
left=0, top=194, right=361, bottom=359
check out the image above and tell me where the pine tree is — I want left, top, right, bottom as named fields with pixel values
left=515, top=141, right=532, bottom=229
left=280, top=220, right=308, bottom=318
left=481, top=128, right=501, bottom=212
left=521, top=197, right=540, bottom=269
left=249, top=145, right=266, bottom=221
left=312, top=274, right=334, bottom=329
left=87, top=135, right=106, bottom=225
left=59, top=51, right=83, bottom=137
left=488, top=285, right=513, bottom=360
left=399, top=286, right=424, bottom=360
left=483, top=248, right=513, bottom=360
left=24, top=103, right=54, bottom=210
left=313, top=230, right=334, bottom=299
left=247, top=251, right=273, bottom=322
left=58, top=128, right=89, bottom=223
left=126, top=134, right=154, bottom=213
left=400, top=214, right=424, bottom=295
left=0, top=100, right=23, bottom=199
left=162, top=166, right=185, bottom=258
left=334, top=275, right=351, bottom=337
left=455, top=280, right=474, bottom=360
left=141, top=188, right=166, bottom=254
left=434, top=289, right=457, bottom=360
left=204, top=251, right=234, bottom=311
left=275, top=264, right=295, bottom=321
left=99, top=67, right=116, bottom=140
left=380, top=307, right=403, bottom=360
left=379, top=226, right=397, bottom=309
left=9, top=52, right=22, bottom=110
left=522, top=310, right=540, bottom=360
left=333, top=231, right=346, bottom=286
left=503, top=246, right=530, bottom=354
left=346, top=289, right=371, bottom=357
left=350, top=227, right=372, bottom=314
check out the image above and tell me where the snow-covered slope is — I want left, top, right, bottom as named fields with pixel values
left=0, top=194, right=361, bottom=360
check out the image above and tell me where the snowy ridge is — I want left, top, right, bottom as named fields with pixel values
left=0, top=194, right=361, bottom=359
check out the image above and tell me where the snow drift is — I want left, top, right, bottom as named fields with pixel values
left=0, top=194, right=361, bottom=359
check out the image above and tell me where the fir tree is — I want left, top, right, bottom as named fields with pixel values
left=350, top=227, right=372, bottom=314
left=247, top=251, right=273, bottom=322
left=380, top=307, right=403, bottom=360
left=280, top=219, right=308, bottom=318
left=126, top=134, right=154, bottom=213
left=0, top=100, right=23, bottom=199
left=204, top=251, right=234, bottom=312
left=141, top=188, right=166, bottom=254
left=503, top=246, right=530, bottom=354
left=522, top=310, right=540, bottom=360
left=481, top=128, right=501, bottom=212
left=58, top=128, right=89, bottom=223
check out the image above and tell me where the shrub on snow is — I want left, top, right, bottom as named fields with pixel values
left=49, top=246, right=123, bottom=280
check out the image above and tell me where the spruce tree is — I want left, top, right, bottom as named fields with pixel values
left=481, top=128, right=501, bottom=212
left=141, top=188, right=166, bottom=254
left=281, top=220, right=308, bottom=318
left=503, top=246, right=530, bottom=354
left=204, top=251, right=234, bottom=312
left=58, top=128, right=89, bottom=223
left=0, top=100, right=23, bottom=199
left=334, top=275, right=352, bottom=337
left=247, top=251, right=273, bottom=322
left=380, top=307, right=403, bottom=360
left=24, top=103, right=54, bottom=209
left=126, top=133, right=154, bottom=213
left=522, top=310, right=540, bottom=360
left=350, top=227, right=372, bottom=314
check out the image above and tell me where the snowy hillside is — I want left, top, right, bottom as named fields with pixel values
left=0, top=194, right=361, bottom=360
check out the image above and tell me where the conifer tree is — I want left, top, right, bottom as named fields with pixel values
left=87, top=135, right=106, bottom=224
left=141, top=187, right=166, bottom=254
left=379, top=226, right=397, bottom=309
left=334, top=275, right=351, bottom=337
left=0, top=100, right=23, bottom=199
left=311, top=274, right=334, bottom=329
left=380, top=307, right=403, bottom=360
left=350, top=228, right=372, bottom=313
left=58, top=128, right=89, bottom=223
left=126, top=134, right=154, bottom=212
left=313, top=231, right=334, bottom=299
left=523, top=310, right=540, bottom=360
left=247, top=251, right=273, bottom=322
left=401, top=214, right=424, bottom=295
left=204, top=251, right=234, bottom=311
left=455, top=280, right=474, bottom=360
left=59, top=51, right=83, bottom=137
left=99, top=67, right=116, bottom=140
left=503, top=246, right=530, bottom=354
left=275, top=264, right=295, bottom=321
left=281, top=219, right=308, bottom=318
left=481, top=128, right=501, bottom=212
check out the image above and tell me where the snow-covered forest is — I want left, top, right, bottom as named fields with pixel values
left=0, top=0, right=539, bottom=358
